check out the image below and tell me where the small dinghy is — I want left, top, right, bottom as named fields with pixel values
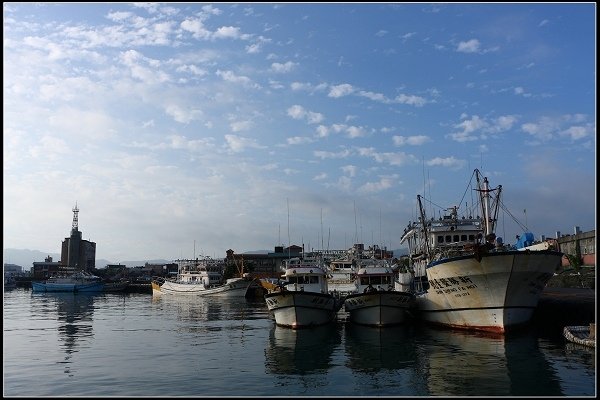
left=563, top=323, right=595, bottom=348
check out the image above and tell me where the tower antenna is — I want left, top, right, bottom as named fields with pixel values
left=72, top=202, right=79, bottom=231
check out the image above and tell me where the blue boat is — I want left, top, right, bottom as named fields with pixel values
left=31, top=272, right=104, bottom=293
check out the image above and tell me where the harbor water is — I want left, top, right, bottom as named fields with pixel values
left=3, top=288, right=596, bottom=397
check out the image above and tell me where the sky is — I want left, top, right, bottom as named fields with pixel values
left=3, top=2, right=596, bottom=264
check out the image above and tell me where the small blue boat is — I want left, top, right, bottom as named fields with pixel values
left=31, top=272, right=104, bottom=293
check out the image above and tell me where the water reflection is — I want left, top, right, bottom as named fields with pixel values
left=344, top=324, right=417, bottom=372
left=264, top=323, right=342, bottom=375
left=31, top=292, right=97, bottom=376
left=416, top=326, right=563, bottom=396
left=151, top=294, right=262, bottom=324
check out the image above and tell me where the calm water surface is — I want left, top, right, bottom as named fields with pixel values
left=3, top=288, right=596, bottom=397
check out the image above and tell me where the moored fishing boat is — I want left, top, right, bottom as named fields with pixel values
left=103, top=279, right=130, bottom=292
left=264, top=256, right=344, bottom=329
left=344, top=258, right=415, bottom=326
left=31, top=271, right=104, bottom=293
left=326, top=244, right=361, bottom=296
left=151, top=257, right=254, bottom=296
left=401, top=168, right=563, bottom=333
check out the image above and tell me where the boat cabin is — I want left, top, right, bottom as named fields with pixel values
left=280, top=258, right=328, bottom=293
left=355, top=265, right=395, bottom=292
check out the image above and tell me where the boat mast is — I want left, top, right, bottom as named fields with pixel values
left=475, top=169, right=499, bottom=236
left=417, top=195, right=431, bottom=257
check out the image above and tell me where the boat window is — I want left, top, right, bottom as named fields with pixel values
left=445, top=235, right=451, bottom=242
left=360, top=277, right=369, bottom=285
left=453, top=235, right=459, bottom=242
left=461, top=234, right=467, bottom=241
left=309, top=276, right=319, bottom=284
left=438, top=235, right=444, bottom=243
left=382, top=276, right=391, bottom=284
left=469, top=234, right=475, bottom=241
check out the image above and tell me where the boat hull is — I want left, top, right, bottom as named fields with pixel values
left=31, top=281, right=104, bottom=293
left=416, top=250, right=562, bottom=333
left=344, top=291, right=415, bottom=326
left=264, top=290, right=341, bottom=329
left=152, top=277, right=252, bottom=296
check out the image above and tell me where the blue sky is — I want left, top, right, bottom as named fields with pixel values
left=3, top=3, right=596, bottom=263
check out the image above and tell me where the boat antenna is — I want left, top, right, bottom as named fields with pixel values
left=287, top=198, right=291, bottom=260
left=321, top=208, right=324, bottom=252
left=354, top=200, right=358, bottom=244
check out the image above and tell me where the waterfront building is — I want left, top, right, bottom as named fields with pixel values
left=3, top=263, right=23, bottom=276
left=32, top=255, right=63, bottom=280
left=556, top=227, right=596, bottom=267
left=226, top=245, right=303, bottom=278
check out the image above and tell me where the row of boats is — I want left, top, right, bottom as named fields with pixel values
left=29, top=272, right=129, bottom=293
left=149, top=169, right=565, bottom=334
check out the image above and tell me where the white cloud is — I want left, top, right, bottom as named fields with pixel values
left=560, top=125, right=592, bottom=141
left=271, top=61, right=297, bottom=73
left=401, top=32, right=416, bottom=40
left=287, top=136, right=313, bottom=145
left=181, top=18, right=211, bottom=39
left=358, top=147, right=417, bottom=166
left=165, top=104, right=203, bottom=124
left=358, top=176, right=394, bottom=193
left=287, top=105, right=305, bottom=120
left=216, top=69, right=260, bottom=89
left=328, top=83, right=355, bottom=98
left=286, top=105, right=324, bottom=124
left=315, top=125, right=329, bottom=138
left=313, top=149, right=351, bottom=159
left=457, top=39, right=480, bottom=53
left=392, top=135, right=431, bottom=146
left=230, top=120, right=253, bottom=132
left=394, top=93, right=426, bottom=107
left=489, top=115, right=518, bottom=133
left=213, top=26, right=244, bottom=40
left=224, top=134, right=264, bottom=153
left=520, top=114, right=591, bottom=144
left=120, top=50, right=170, bottom=84
left=426, top=156, right=466, bottom=170
left=449, top=115, right=487, bottom=142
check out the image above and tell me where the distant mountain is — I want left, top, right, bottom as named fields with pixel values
left=393, top=248, right=409, bottom=258
left=3, top=248, right=61, bottom=270
left=2, top=248, right=171, bottom=270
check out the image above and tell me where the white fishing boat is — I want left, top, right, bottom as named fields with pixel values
left=344, top=258, right=415, bottom=326
left=152, top=257, right=254, bottom=296
left=31, top=271, right=104, bottom=293
left=264, top=256, right=344, bottom=329
left=326, top=246, right=359, bottom=296
left=400, top=168, right=563, bottom=333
